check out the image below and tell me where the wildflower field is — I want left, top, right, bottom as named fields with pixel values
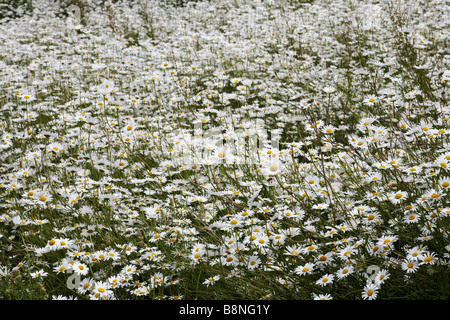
left=0, top=0, right=449, bottom=300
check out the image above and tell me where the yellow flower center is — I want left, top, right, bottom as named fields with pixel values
left=213, top=150, right=224, bottom=159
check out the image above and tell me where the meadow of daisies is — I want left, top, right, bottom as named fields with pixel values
left=0, top=0, right=449, bottom=300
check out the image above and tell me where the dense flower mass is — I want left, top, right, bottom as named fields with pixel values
left=0, top=0, right=449, bottom=300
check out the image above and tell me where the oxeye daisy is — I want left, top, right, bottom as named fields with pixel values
left=434, top=155, right=450, bottom=170
left=335, top=265, right=354, bottom=279
left=203, top=275, right=221, bottom=287
left=323, top=86, right=336, bottom=94
left=351, top=137, right=369, bottom=149
left=316, top=252, right=333, bottom=266
left=0, top=138, right=12, bottom=150
left=403, top=212, right=420, bottom=224
left=378, top=235, right=398, bottom=247
left=93, top=250, right=109, bottom=261
left=358, top=117, right=377, bottom=130
left=33, top=189, right=53, bottom=206
left=295, top=263, right=315, bottom=276
left=420, top=251, right=437, bottom=265
left=91, top=281, right=113, bottom=300
left=57, top=238, right=73, bottom=249
left=262, top=160, right=283, bottom=177
left=271, top=233, right=286, bottom=245
left=388, top=190, right=407, bottom=204
left=72, top=261, right=89, bottom=275
left=221, top=254, right=238, bottom=266
left=374, top=269, right=390, bottom=285
left=52, top=295, right=77, bottom=300
left=364, top=95, right=378, bottom=106
left=362, top=283, right=379, bottom=300
left=364, top=211, right=381, bottom=224
left=107, top=249, right=121, bottom=261
left=312, top=203, right=329, bottom=210
left=227, top=216, right=244, bottom=228
left=401, top=259, right=420, bottom=273
left=247, top=256, right=261, bottom=270
left=113, top=159, right=128, bottom=168
left=322, top=125, right=336, bottom=134
left=21, top=93, right=35, bottom=102
left=303, top=243, right=319, bottom=254
left=253, top=233, right=270, bottom=247
left=404, top=165, right=422, bottom=174
left=422, top=189, right=442, bottom=202
left=212, top=146, right=231, bottom=162
left=313, top=293, right=333, bottom=300
left=315, top=274, right=334, bottom=287
left=285, top=245, right=302, bottom=256
left=338, top=245, right=355, bottom=259
left=30, top=269, right=49, bottom=278
left=77, top=278, right=95, bottom=294
left=406, top=246, right=425, bottom=260
left=53, top=264, right=68, bottom=274
left=438, top=177, right=450, bottom=189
